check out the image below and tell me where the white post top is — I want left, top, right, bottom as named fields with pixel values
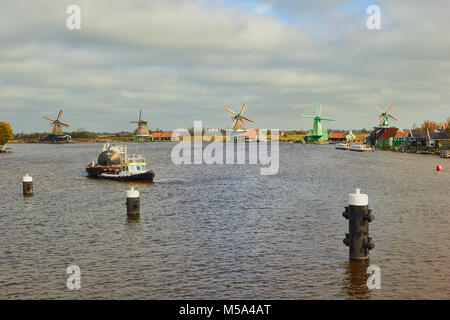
left=348, top=188, right=368, bottom=206
left=23, top=174, right=33, bottom=182
left=127, top=187, right=139, bottom=198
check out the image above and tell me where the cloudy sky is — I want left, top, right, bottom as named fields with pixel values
left=1, top=0, right=449, bottom=133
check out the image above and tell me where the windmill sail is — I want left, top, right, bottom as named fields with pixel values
left=44, top=109, right=70, bottom=135
left=375, top=104, right=398, bottom=127
left=226, top=102, right=253, bottom=130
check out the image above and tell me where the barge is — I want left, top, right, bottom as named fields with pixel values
left=86, top=144, right=154, bottom=182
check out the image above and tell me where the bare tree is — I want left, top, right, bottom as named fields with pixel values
left=421, top=120, right=439, bottom=133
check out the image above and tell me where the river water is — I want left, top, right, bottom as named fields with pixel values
left=0, top=143, right=448, bottom=299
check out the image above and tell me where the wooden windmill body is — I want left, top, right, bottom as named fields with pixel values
left=130, top=109, right=150, bottom=141
left=42, top=110, right=71, bottom=142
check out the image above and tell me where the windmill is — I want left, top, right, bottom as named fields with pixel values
left=375, top=104, right=398, bottom=127
left=225, top=102, right=254, bottom=130
left=301, top=102, right=335, bottom=142
left=367, top=104, right=399, bottom=147
left=130, top=109, right=150, bottom=141
left=42, top=109, right=71, bottom=142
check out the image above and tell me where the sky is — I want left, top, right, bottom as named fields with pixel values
left=1, top=0, right=449, bottom=133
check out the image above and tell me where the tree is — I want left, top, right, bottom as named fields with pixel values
left=421, top=120, right=439, bottom=133
left=0, top=121, right=13, bottom=146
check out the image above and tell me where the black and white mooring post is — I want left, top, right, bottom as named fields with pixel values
left=342, top=188, right=374, bottom=260
left=23, top=174, right=33, bottom=196
left=126, top=187, right=140, bottom=216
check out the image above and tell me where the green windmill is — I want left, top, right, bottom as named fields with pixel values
left=302, top=102, right=335, bottom=142
left=375, top=104, right=397, bottom=127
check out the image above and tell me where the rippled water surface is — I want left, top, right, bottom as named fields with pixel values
left=0, top=143, right=449, bottom=299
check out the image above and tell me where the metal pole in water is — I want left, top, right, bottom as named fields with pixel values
left=23, top=174, right=33, bottom=196
left=126, top=187, right=140, bottom=216
left=342, top=188, right=374, bottom=260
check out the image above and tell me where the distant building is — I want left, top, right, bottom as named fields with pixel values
left=375, top=128, right=410, bottom=148
left=408, top=129, right=448, bottom=148
left=375, top=127, right=398, bottom=148
left=328, top=130, right=356, bottom=142
left=372, top=127, right=448, bottom=149
left=235, top=128, right=267, bottom=142
left=369, top=119, right=449, bottom=149
left=151, top=132, right=180, bottom=142
left=428, top=131, right=449, bottom=148
left=393, top=129, right=409, bottom=148
left=407, top=129, right=426, bottom=147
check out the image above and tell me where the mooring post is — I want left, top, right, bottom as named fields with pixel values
left=23, top=174, right=33, bottom=196
left=342, top=188, right=374, bottom=260
left=126, top=187, right=140, bottom=216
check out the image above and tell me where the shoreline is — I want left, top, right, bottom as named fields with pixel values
left=4, top=140, right=448, bottom=157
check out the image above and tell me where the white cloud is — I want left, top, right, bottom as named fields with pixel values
left=0, top=0, right=449, bottom=132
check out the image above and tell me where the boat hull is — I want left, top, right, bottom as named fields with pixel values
left=86, top=166, right=154, bottom=182
left=349, top=144, right=373, bottom=152
left=336, top=143, right=350, bottom=150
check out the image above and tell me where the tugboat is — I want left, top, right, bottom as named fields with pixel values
left=86, top=144, right=154, bottom=182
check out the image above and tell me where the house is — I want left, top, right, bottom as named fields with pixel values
left=407, top=129, right=448, bottom=148
left=328, top=130, right=356, bottom=142
left=427, top=131, right=448, bottom=148
left=393, top=129, right=409, bottom=148
left=407, top=129, right=426, bottom=148
left=375, top=127, right=398, bottom=148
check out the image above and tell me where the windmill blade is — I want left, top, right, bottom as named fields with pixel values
left=375, top=106, right=385, bottom=113
left=320, top=118, right=335, bottom=122
left=388, top=113, right=398, bottom=121
left=301, top=114, right=315, bottom=119
left=138, top=109, right=142, bottom=122
left=44, top=116, right=55, bottom=122
left=225, top=108, right=237, bottom=115
left=239, top=102, right=247, bottom=115
left=241, top=117, right=253, bottom=124
left=317, top=102, right=321, bottom=116
left=236, top=119, right=245, bottom=130
left=231, top=118, right=238, bottom=130
left=386, top=104, right=393, bottom=113
left=130, top=121, right=139, bottom=123
left=56, top=110, right=63, bottom=121
left=58, top=122, right=70, bottom=127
